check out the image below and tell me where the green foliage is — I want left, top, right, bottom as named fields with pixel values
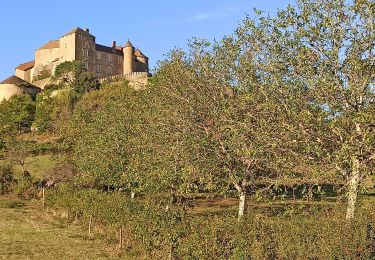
left=0, top=95, right=35, bottom=132
left=0, top=164, right=14, bottom=194
left=46, top=187, right=375, bottom=259
left=33, top=88, right=76, bottom=132
left=54, top=61, right=100, bottom=94
left=54, top=61, right=85, bottom=84
left=63, top=81, right=151, bottom=191
left=33, top=66, right=52, bottom=82
left=13, top=172, right=37, bottom=199
left=0, top=95, right=36, bottom=157
left=33, top=61, right=100, bottom=133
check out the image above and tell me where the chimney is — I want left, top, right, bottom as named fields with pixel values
left=112, top=41, right=116, bottom=49
left=85, top=28, right=89, bottom=33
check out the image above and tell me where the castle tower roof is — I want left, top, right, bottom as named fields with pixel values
left=134, top=49, right=147, bottom=58
left=124, top=40, right=133, bottom=48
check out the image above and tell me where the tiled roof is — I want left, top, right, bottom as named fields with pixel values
left=134, top=49, right=147, bottom=58
left=95, top=44, right=123, bottom=56
left=38, top=40, right=60, bottom=50
left=0, top=76, right=41, bottom=92
left=16, top=60, right=35, bottom=71
left=1, top=75, right=28, bottom=85
left=62, top=27, right=92, bottom=37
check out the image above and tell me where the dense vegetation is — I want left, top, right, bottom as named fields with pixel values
left=0, top=0, right=374, bottom=258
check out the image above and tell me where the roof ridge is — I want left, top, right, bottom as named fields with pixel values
left=16, top=60, right=35, bottom=71
left=62, top=27, right=92, bottom=37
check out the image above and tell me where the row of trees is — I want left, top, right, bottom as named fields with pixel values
left=58, top=0, right=374, bottom=220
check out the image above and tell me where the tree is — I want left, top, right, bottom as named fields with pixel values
left=235, top=0, right=374, bottom=219
left=54, top=61, right=99, bottom=94
left=54, top=61, right=86, bottom=85
left=149, top=40, right=296, bottom=219
left=33, top=65, right=52, bottom=81
left=0, top=95, right=35, bottom=133
left=0, top=164, right=14, bottom=195
left=33, top=61, right=100, bottom=133
left=63, top=81, right=151, bottom=195
left=33, top=88, right=76, bottom=133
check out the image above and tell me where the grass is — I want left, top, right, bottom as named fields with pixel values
left=0, top=196, right=121, bottom=260
left=0, top=154, right=57, bottom=179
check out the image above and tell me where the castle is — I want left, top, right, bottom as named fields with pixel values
left=0, top=27, right=149, bottom=100
left=0, top=27, right=149, bottom=102
left=16, top=27, right=149, bottom=83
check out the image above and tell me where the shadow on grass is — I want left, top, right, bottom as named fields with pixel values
left=1, top=201, right=25, bottom=209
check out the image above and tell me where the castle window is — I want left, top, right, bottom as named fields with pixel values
left=84, top=62, right=89, bottom=70
left=118, top=68, right=122, bottom=75
left=108, top=55, right=112, bottom=63
left=97, top=52, right=101, bottom=60
left=83, top=49, right=89, bottom=57
left=108, top=66, right=113, bottom=75
left=96, top=64, right=102, bottom=73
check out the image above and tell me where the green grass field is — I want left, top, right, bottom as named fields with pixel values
left=0, top=196, right=121, bottom=260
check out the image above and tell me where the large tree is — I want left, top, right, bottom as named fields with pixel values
left=63, top=81, right=152, bottom=195
left=236, top=0, right=374, bottom=219
left=149, top=41, right=297, bottom=219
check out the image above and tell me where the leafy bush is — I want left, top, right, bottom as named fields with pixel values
left=0, top=164, right=14, bottom=194
left=13, top=171, right=39, bottom=199
left=33, top=66, right=52, bottom=82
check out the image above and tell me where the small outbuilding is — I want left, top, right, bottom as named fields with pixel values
left=0, top=75, right=41, bottom=102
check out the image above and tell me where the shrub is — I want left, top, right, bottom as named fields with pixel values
left=0, top=164, right=14, bottom=194
left=45, top=188, right=375, bottom=259
left=33, top=66, right=52, bottom=82
left=14, top=171, right=38, bottom=199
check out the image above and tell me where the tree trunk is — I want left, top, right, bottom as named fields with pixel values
left=42, top=188, right=45, bottom=211
left=307, top=184, right=313, bottom=202
left=119, top=226, right=123, bottom=250
left=238, top=191, right=246, bottom=220
left=346, top=157, right=360, bottom=220
left=88, top=215, right=93, bottom=238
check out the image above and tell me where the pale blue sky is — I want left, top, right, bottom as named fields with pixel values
left=0, top=0, right=294, bottom=80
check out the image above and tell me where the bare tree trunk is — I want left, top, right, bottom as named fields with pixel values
left=169, top=242, right=174, bottom=260
left=119, top=225, right=123, bottom=250
left=88, top=215, right=93, bottom=238
left=238, top=191, right=246, bottom=220
left=42, top=188, right=45, bottom=211
left=346, top=157, right=360, bottom=220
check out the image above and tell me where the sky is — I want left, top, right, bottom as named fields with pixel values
left=0, top=0, right=295, bottom=80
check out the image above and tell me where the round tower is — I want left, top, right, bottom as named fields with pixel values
left=123, top=40, right=134, bottom=74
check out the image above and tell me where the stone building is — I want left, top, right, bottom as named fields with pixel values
left=0, top=76, right=41, bottom=101
left=13, top=27, right=149, bottom=84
